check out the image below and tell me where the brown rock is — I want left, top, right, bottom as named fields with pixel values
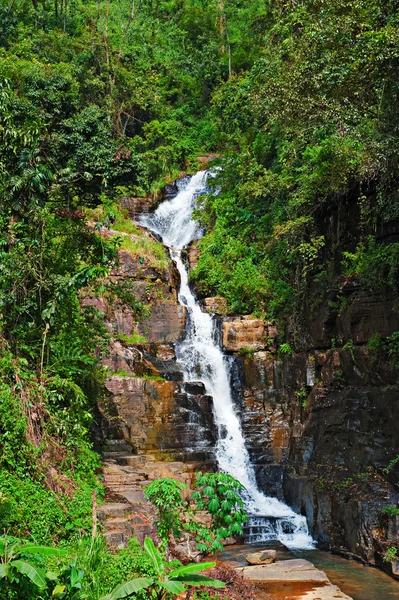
left=138, top=303, right=186, bottom=343
left=222, top=317, right=266, bottom=352
left=120, top=195, right=159, bottom=217
left=113, top=249, right=168, bottom=281
left=187, top=241, right=200, bottom=271
left=203, top=297, right=228, bottom=315
left=238, top=559, right=329, bottom=582
left=246, top=550, right=276, bottom=565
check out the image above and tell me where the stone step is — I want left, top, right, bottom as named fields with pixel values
left=113, top=454, right=161, bottom=468
left=103, top=451, right=134, bottom=460
left=103, top=517, right=133, bottom=532
left=104, top=529, right=127, bottom=546
left=105, top=438, right=132, bottom=448
left=103, top=474, right=147, bottom=484
left=97, top=503, right=131, bottom=520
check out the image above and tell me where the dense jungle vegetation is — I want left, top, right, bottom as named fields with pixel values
left=1, top=0, right=399, bottom=596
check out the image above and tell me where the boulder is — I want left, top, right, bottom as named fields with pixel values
left=245, top=550, right=276, bottom=565
left=238, top=559, right=328, bottom=582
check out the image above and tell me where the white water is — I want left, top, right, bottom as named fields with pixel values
left=140, top=171, right=314, bottom=549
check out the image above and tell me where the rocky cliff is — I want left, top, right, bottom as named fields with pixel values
left=214, top=266, right=399, bottom=576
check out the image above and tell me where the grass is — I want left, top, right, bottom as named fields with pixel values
left=111, top=217, right=140, bottom=235
left=119, top=234, right=169, bottom=271
left=85, top=201, right=169, bottom=271
left=116, top=332, right=148, bottom=345
left=143, top=374, right=166, bottom=382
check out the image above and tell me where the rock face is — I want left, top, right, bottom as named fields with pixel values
left=222, top=317, right=266, bottom=352
left=100, top=375, right=216, bottom=462
left=217, top=290, right=399, bottom=574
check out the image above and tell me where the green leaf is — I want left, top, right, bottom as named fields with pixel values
left=100, top=577, right=153, bottom=600
left=169, top=561, right=216, bottom=578
left=52, top=584, right=66, bottom=597
left=11, top=559, right=47, bottom=588
left=160, top=580, right=185, bottom=595
left=144, top=537, right=164, bottom=576
left=0, top=564, right=10, bottom=579
left=208, top=498, right=220, bottom=512
left=20, top=545, right=68, bottom=557
left=175, top=575, right=226, bottom=588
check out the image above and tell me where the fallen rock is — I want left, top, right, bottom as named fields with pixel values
left=246, top=550, right=276, bottom=565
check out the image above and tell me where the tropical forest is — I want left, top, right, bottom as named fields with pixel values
left=0, top=1, right=399, bottom=599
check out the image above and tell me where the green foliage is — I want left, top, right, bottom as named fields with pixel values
left=367, top=333, right=383, bottom=352
left=343, top=238, right=399, bottom=292
left=0, top=535, right=66, bottom=597
left=191, top=0, right=399, bottom=325
left=237, top=348, right=255, bottom=359
left=189, top=472, right=247, bottom=554
left=100, top=537, right=225, bottom=600
left=383, top=546, right=398, bottom=563
left=144, top=474, right=248, bottom=556
left=278, top=343, right=293, bottom=356
left=144, top=479, right=187, bottom=550
left=380, top=506, right=399, bottom=517
left=116, top=333, right=148, bottom=345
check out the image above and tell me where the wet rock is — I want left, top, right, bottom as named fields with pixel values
left=102, top=341, right=139, bottom=375
left=113, top=249, right=168, bottom=282
left=246, top=550, right=276, bottom=565
left=143, top=354, right=184, bottom=382
left=183, top=382, right=206, bottom=395
left=100, top=376, right=216, bottom=462
left=186, top=240, right=200, bottom=271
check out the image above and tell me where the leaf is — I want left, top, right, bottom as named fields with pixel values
left=169, top=562, right=216, bottom=578
left=144, top=537, right=164, bottom=576
left=100, top=577, right=154, bottom=600
left=160, top=580, right=185, bottom=595
left=52, top=584, right=66, bottom=596
left=0, top=564, right=10, bottom=579
left=12, top=559, right=47, bottom=588
left=21, top=545, right=68, bottom=557
left=175, top=575, right=226, bottom=588
left=208, top=498, right=220, bottom=512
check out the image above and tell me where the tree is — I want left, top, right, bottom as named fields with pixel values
left=100, top=537, right=225, bottom=600
left=144, top=478, right=187, bottom=553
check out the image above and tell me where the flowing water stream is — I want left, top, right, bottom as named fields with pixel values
left=140, top=171, right=314, bottom=549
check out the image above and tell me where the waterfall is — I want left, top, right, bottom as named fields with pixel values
left=140, top=171, right=314, bottom=550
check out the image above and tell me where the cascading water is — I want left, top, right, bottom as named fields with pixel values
left=140, top=171, right=314, bottom=549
